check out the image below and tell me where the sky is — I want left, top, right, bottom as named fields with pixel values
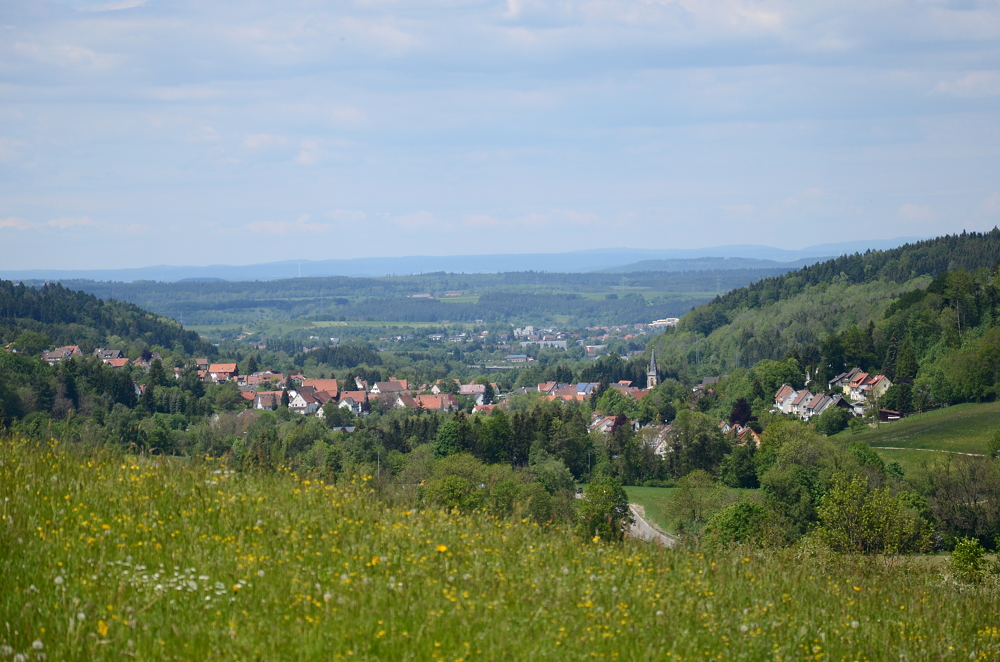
left=1, top=0, right=999, bottom=270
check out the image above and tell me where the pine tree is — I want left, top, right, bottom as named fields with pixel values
left=246, top=354, right=258, bottom=375
left=882, top=333, right=899, bottom=381
left=895, top=337, right=917, bottom=384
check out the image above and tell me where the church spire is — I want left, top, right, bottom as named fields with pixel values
left=647, top=348, right=659, bottom=389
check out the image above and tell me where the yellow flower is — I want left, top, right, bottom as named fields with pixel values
left=436, top=544, right=448, bottom=553
left=97, top=620, right=109, bottom=637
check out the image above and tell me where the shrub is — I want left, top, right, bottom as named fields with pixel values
left=949, top=537, right=988, bottom=583
left=702, top=502, right=770, bottom=547
left=575, top=475, right=631, bottom=542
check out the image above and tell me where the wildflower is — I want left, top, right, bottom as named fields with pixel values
left=13, top=654, right=25, bottom=662
left=257, top=570, right=265, bottom=578
left=232, top=585, right=240, bottom=592
left=53, top=576, right=63, bottom=586
left=30, top=643, right=42, bottom=652
left=1, top=645, right=13, bottom=656
left=850, top=621, right=859, bottom=629
left=76, top=612, right=86, bottom=621
left=97, top=620, right=109, bottom=637
left=436, top=544, right=448, bottom=553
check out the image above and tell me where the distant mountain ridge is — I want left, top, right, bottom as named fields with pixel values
left=0, top=238, right=923, bottom=283
left=600, top=257, right=830, bottom=273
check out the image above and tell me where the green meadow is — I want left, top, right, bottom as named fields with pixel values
left=5, top=437, right=998, bottom=661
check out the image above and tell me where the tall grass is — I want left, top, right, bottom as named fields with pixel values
left=2, top=437, right=998, bottom=661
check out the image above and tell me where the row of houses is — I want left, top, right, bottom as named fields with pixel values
left=773, top=368, right=894, bottom=422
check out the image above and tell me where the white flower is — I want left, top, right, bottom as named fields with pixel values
left=739, top=624, right=749, bottom=633
left=76, top=612, right=86, bottom=621
left=31, top=642, right=42, bottom=651
left=13, top=654, right=25, bottom=662
left=851, top=620, right=859, bottom=629
left=257, top=570, right=265, bottom=578
left=1, top=645, right=13, bottom=655
left=53, top=577, right=63, bottom=586
left=323, top=593, right=332, bottom=602
left=561, top=567, right=569, bottom=575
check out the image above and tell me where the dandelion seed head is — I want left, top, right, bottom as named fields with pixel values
left=76, top=612, right=86, bottom=621
left=851, top=621, right=859, bottom=629
left=53, top=576, right=63, bottom=586
left=13, top=654, right=25, bottom=662
left=740, top=624, right=749, bottom=633
left=257, top=570, right=265, bottom=577
left=0, top=645, right=13, bottom=656
left=31, top=642, right=42, bottom=651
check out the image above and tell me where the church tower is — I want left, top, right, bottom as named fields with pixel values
left=647, top=348, right=659, bottom=390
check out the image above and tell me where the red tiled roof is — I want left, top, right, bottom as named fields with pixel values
left=209, top=363, right=238, bottom=374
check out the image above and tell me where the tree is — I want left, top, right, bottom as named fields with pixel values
left=882, top=333, right=899, bottom=381
left=895, top=337, right=917, bottom=384
left=702, top=502, right=770, bottom=547
left=816, top=473, right=932, bottom=556
left=12, top=331, right=51, bottom=357
left=246, top=354, right=258, bottom=375
left=665, top=470, right=724, bottom=533
left=575, top=475, right=632, bottom=542
left=718, top=444, right=758, bottom=488
left=665, top=410, right=729, bottom=478
left=814, top=406, right=848, bottom=436
left=148, top=358, right=168, bottom=387
left=728, top=397, right=755, bottom=427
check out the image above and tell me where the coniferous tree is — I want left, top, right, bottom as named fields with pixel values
left=895, top=337, right=917, bottom=384
left=882, top=333, right=899, bottom=381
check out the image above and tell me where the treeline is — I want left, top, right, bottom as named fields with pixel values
left=0, top=280, right=216, bottom=357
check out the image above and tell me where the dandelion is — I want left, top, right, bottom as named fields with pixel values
left=53, top=576, right=63, bottom=586
left=436, top=544, right=448, bottom=553
left=13, top=654, right=25, bottom=662
left=257, top=570, right=265, bottom=578
left=851, top=621, right=859, bottom=629
left=97, top=620, right=109, bottom=638
left=76, top=612, right=86, bottom=621
left=30, top=644, right=41, bottom=652
left=0, top=645, right=12, bottom=656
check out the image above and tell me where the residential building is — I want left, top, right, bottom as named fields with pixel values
left=208, top=363, right=239, bottom=383
left=42, top=345, right=82, bottom=364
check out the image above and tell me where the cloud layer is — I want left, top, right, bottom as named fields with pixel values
left=1, top=0, right=999, bottom=268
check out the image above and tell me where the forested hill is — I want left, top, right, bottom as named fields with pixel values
left=0, top=280, right=216, bottom=357
left=651, top=230, right=1000, bottom=387
left=682, top=230, right=1000, bottom=337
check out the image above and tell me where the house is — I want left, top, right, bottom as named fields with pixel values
left=301, top=379, right=338, bottom=399
left=640, top=424, right=672, bottom=457
left=42, top=345, right=82, bottom=364
left=371, top=381, right=405, bottom=395
left=288, top=389, right=320, bottom=415
left=473, top=404, right=500, bottom=415
left=208, top=363, right=239, bottom=383
left=416, top=394, right=456, bottom=411
left=194, top=358, right=209, bottom=371
left=774, top=384, right=797, bottom=413
left=338, top=391, right=369, bottom=415
left=105, top=358, right=130, bottom=369
left=847, top=373, right=892, bottom=402
left=506, top=354, right=530, bottom=363
left=459, top=383, right=486, bottom=405
left=789, top=390, right=814, bottom=417
left=828, top=367, right=864, bottom=395
left=253, top=391, right=282, bottom=410
left=94, top=348, right=124, bottom=361
left=589, top=415, right=618, bottom=434
left=692, top=376, right=723, bottom=394
left=395, top=395, right=419, bottom=409
left=537, top=381, right=558, bottom=395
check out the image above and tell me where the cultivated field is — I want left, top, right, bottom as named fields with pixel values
left=3, top=438, right=998, bottom=661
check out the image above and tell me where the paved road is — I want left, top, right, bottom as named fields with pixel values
left=627, top=504, right=678, bottom=548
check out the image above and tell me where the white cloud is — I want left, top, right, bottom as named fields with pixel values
left=295, top=139, right=320, bottom=165
left=0, top=216, right=104, bottom=231
left=326, top=209, right=367, bottom=221
left=898, top=204, right=935, bottom=222
left=243, top=134, right=287, bottom=149
left=980, top=193, right=1000, bottom=214
left=246, top=213, right=332, bottom=234
left=934, top=71, right=1000, bottom=98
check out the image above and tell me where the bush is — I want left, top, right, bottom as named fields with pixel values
left=814, top=406, right=848, bottom=436
left=575, top=475, right=632, bottom=542
left=702, top=502, right=770, bottom=547
left=949, top=537, right=988, bottom=583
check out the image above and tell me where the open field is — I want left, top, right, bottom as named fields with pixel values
left=833, top=402, right=998, bottom=474
left=4, top=438, right=1000, bottom=661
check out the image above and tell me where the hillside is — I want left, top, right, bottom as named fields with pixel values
left=0, top=280, right=216, bottom=358
left=3, top=438, right=997, bottom=661
left=651, top=230, right=1000, bottom=386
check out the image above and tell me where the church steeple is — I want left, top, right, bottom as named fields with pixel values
left=647, top=348, right=659, bottom=389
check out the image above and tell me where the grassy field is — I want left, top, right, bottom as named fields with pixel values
left=624, top=486, right=677, bottom=532
left=4, top=438, right=1000, bottom=661
left=832, top=402, right=998, bottom=474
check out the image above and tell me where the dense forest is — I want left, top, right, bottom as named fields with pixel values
left=653, top=230, right=1000, bottom=386
left=0, top=280, right=216, bottom=357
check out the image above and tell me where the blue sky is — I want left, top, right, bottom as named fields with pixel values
left=1, top=0, right=999, bottom=269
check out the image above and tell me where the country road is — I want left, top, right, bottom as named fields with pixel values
left=627, top=504, right=678, bottom=548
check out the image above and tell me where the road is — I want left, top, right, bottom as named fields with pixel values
left=627, top=504, right=678, bottom=548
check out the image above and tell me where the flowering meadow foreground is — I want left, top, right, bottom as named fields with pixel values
left=1, top=438, right=998, bottom=661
